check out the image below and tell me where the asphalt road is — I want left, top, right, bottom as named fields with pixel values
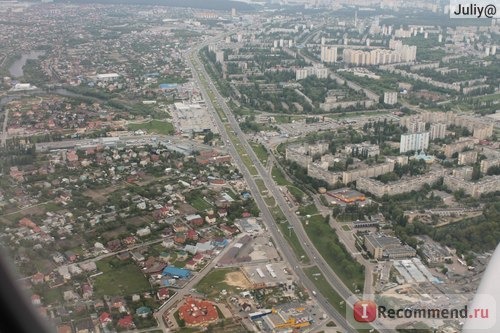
left=186, top=38, right=361, bottom=333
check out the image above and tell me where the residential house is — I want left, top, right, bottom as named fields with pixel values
left=137, top=226, right=151, bottom=237
left=174, top=232, right=187, bottom=244
left=185, top=260, right=197, bottom=270
left=122, top=236, right=136, bottom=246
left=81, top=283, right=93, bottom=299
left=218, top=209, right=228, bottom=218
left=79, top=261, right=97, bottom=272
left=173, top=222, right=188, bottom=233
left=177, top=250, right=188, bottom=261
left=32, top=294, right=42, bottom=305
left=162, top=238, right=175, bottom=248
left=99, top=312, right=112, bottom=326
left=187, top=229, right=199, bottom=241
left=220, top=224, right=239, bottom=236
left=157, top=287, right=170, bottom=301
left=107, top=239, right=121, bottom=252
left=205, top=214, right=217, bottom=224
left=117, top=315, right=135, bottom=330
left=186, top=214, right=204, bottom=227
left=31, top=272, right=45, bottom=285
left=159, top=252, right=171, bottom=263
left=136, top=306, right=152, bottom=318
left=63, top=290, right=78, bottom=302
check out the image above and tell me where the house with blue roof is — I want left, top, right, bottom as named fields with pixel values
left=162, top=266, right=191, bottom=279
left=136, top=306, right=151, bottom=318
left=212, top=238, right=228, bottom=248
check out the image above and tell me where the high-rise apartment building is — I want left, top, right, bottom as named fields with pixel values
left=430, top=123, right=446, bottom=140
left=383, top=91, right=398, bottom=105
left=320, top=46, right=337, bottom=63
left=400, top=132, right=430, bottom=153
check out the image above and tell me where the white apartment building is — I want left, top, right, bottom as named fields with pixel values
left=321, top=45, right=338, bottom=63
left=295, top=66, right=328, bottom=80
left=383, top=91, right=398, bottom=105
left=400, top=132, right=430, bottom=153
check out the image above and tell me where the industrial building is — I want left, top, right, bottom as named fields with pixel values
left=326, top=188, right=366, bottom=204
left=364, top=233, right=416, bottom=260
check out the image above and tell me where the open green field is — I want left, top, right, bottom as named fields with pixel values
left=304, top=266, right=345, bottom=314
left=271, top=166, right=292, bottom=186
left=273, top=115, right=305, bottom=124
left=250, top=142, right=269, bottom=164
left=287, top=185, right=306, bottom=202
left=226, top=125, right=258, bottom=176
left=304, top=215, right=364, bottom=292
left=325, top=110, right=390, bottom=119
left=189, top=195, right=214, bottom=211
left=128, top=120, right=174, bottom=135
left=195, top=268, right=240, bottom=298
left=473, top=92, right=500, bottom=102
left=93, top=258, right=151, bottom=297
left=264, top=196, right=276, bottom=207
left=269, top=205, right=309, bottom=263
left=298, top=203, right=319, bottom=216
left=255, top=178, right=268, bottom=193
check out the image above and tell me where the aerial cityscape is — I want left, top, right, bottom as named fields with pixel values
left=0, top=0, right=499, bottom=332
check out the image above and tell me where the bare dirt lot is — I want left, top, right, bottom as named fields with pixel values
left=224, top=271, right=253, bottom=289
left=84, top=185, right=120, bottom=202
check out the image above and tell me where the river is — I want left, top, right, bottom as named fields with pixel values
left=8, top=50, right=45, bottom=78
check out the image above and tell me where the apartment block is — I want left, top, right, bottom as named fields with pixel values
left=342, top=162, right=394, bottom=184
left=345, top=142, right=380, bottom=157
left=295, top=66, right=328, bottom=80
left=444, top=139, right=475, bottom=158
left=356, top=170, right=444, bottom=197
left=429, top=123, right=446, bottom=140
left=383, top=91, right=398, bottom=105
left=400, top=132, right=430, bottom=153
left=458, top=150, right=478, bottom=165
left=320, top=45, right=337, bottom=63
left=480, top=158, right=500, bottom=173
left=407, top=121, right=426, bottom=133
left=307, top=162, right=341, bottom=185
left=443, top=175, right=500, bottom=198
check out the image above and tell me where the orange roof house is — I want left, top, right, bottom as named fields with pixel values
left=178, top=297, right=219, bottom=327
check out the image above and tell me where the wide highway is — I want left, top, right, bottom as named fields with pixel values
left=186, top=36, right=363, bottom=332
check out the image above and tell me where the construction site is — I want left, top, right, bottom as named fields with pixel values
left=249, top=305, right=316, bottom=332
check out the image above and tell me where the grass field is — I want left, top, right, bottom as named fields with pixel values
left=273, top=115, right=305, bottom=124
left=297, top=203, right=319, bottom=216
left=269, top=205, right=309, bottom=263
left=255, top=178, right=268, bottom=193
left=473, top=92, right=500, bottom=102
left=287, top=185, right=306, bottom=202
left=341, top=225, right=351, bottom=231
left=128, top=120, right=174, bottom=135
left=271, top=166, right=292, bottom=186
left=304, top=215, right=364, bottom=292
left=226, top=125, right=258, bottom=176
left=93, top=258, right=151, bottom=297
left=264, top=196, right=276, bottom=207
left=304, top=266, right=345, bottom=314
left=250, top=142, right=269, bottom=164
left=189, top=195, right=214, bottom=211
